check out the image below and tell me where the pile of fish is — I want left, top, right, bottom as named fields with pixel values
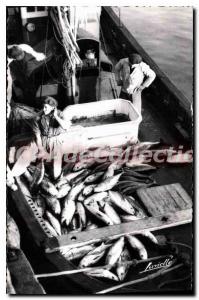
left=60, top=232, right=158, bottom=281
left=21, top=156, right=156, bottom=236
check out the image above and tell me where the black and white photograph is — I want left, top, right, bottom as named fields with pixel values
left=5, top=2, right=194, bottom=295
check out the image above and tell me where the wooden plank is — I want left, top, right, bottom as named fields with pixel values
left=45, top=209, right=192, bottom=252
left=137, top=183, right=192, bottom=216
left=10, top=178, right=49, bottom=246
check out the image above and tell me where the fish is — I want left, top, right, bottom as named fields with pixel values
left=125, top=155, right=146, bottom=167
left=105, top=236, right=125, bottom=267
left=23, top=169, right=33, bottom=183
left=76, top=202, right=87, bottom=228
left=84, top=192, right=108, bottom=205
left=69, top=214, right=80, bottom=232
left=66, top=182, right=85, bottom=202
left=42, top=195, right=61, bottom=214
left=60, top=244, right=95, bottom=261
left=55, top=178, right=69, bottom=189
left=116, top=248, right=131, bottom=281
left=84, top=202, right=114, bottom=226
left=30, top=159, right=45, bottom=188
left=86, top=269, right=119, bottom=281
left=73, top=158, right=96, bottom=171
left=62, top=162, right=75, bottom=176
left=7, top=213, right=20, bottom=250
left=57, top=183, right=71, bottom=199
left=61, top=199, right=76, bottom=225
left=61, top=169, right=85, bottom=184
left=85, top=220, right=99, bottom=230
left=94, top=173, right=123, bottom=193
left=108, top=191, right=135, bottom=215
left=120, top=214, right=142, bottom=222
left=79, top=243, right=111, bottom=268
left=46, top=210, right=62, bottom=235
left=77, top=192, right=85, bottom=202
left=102, top=164, right=115, bottom=180
left=84, top=172, right=104, bottom=184
left=139, top=231, right=158, bottom=244
left=44, top=220, right=58, bottom=237
left=124, top=164, right=156, bottom=173
left=92, top=162, right=111, bottom=173
left=126, top=235, right=148, bottom=260
left=82, top=184, right=96, bottom=196
left=71, top=169, right=91, bottom=185
left=98, top=201, right=121, bottom=225
left=41, top=178, right=59, bottom=197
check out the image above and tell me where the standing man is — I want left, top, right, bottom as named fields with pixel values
left=115, top=53, right=156, bottom=114
left=8, top=44, right=46, bottom=107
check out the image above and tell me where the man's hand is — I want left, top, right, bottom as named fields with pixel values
left=35, top=52, right=46, bottom=61
left=53, top=108, right=58, bottom=119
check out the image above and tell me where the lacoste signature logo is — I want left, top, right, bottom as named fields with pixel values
left=139, top=256, right=174, bottom=274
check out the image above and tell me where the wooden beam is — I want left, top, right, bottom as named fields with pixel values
left=45, top=208, right=192, bottom=252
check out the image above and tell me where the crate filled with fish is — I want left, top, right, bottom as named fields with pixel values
left=11, top=141, right=192, bottom=286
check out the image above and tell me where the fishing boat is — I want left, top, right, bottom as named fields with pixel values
left=6, top=6, right=193, bottom=294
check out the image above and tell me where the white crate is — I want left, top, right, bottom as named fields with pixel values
left=63, top=99, right=142, bottom=152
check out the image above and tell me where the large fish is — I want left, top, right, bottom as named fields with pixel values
left=79, top=243, right=111, bottom=268
left=76, top=202, right=87, bottom=228
left=86, top=269, right=119, bottom=281
left=61, top=199, right=76, bottom=225
left=126, top=235, right=148, bottom=259
left=105, top=236, right=125, bottom=267
left=60, top=244, right=95, bottom=261
left=98, top=200, right=121, bottom=225
left=71, top=169, right=91, bottom=185
left=94, top=173, right=123, bottom=193
left=84, top=192, right=108, bottom=205
left=82, top=184, right=96, bottom=196
left=116, top=248, right=131, bottom=281
left=41, top=178, right=58, bottom=197
left=46, top=210, right=62, bottom=235
left=61, top=169, right=85, bottom=184
left=44, top=220, right=58, bottom=237
left=84, top=172, right=104, bottom=184
left=73, top=158, right=96, bottom=171
left=102, top=164, right=115, bottom=180
left=120, top=214, right=142, bottom=222
left=84, top=201, right=114, bottom=226
left=139, top=231, right=158, bottom=244
left=66, top=182, right=85, bottom=202
left=108, top=191, right=135, bottom=215
left=43, top=195, right=61, bottom=215
left=57, top=183, right=71, bottom=199
left=77, top=192, right=85, bottom=202
left=85, top=220, right=99, bottom=230
left=31, top=159, right=45, bottom=187
left=23, top=169, right=33, bottom=184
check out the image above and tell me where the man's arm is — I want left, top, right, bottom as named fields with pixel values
left=53, top=109, right=71, bottom=130
left=19, top=44, right=46, bottom=61
left=140, top=62, right=156, bottom=90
